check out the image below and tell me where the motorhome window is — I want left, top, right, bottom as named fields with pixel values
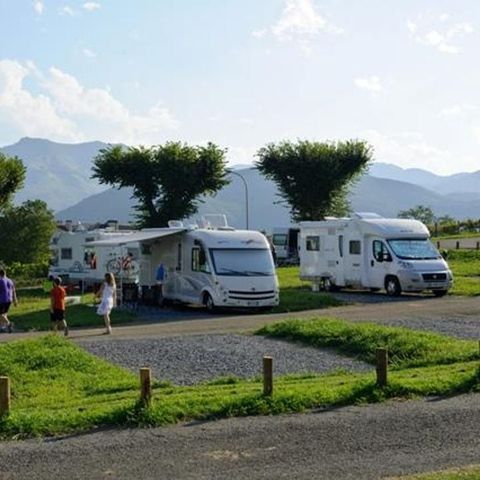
left=61, top=248, right=72, bottom=260
left=272, top=234, right=287, bottom=246
left=338, top=235, right=344, bottom=257
left=191, top=247, right=211, bottom=273
left=210, top=248, right=275, bottom=276
left=306, top=236, right=320, bottom=251
left=349, top=241, right=361, bottom=255
left=387, top=239, right=440, bottom=260
left=373, top=240, right=392, bottom=262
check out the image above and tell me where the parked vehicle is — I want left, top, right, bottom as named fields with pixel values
left=88, top=216, right=279, bottom=310
left=299, top=213, right=453, bottom=296
left=49, top=226, right=139, bottom=286
left=271, top=227, right=300, bottom=265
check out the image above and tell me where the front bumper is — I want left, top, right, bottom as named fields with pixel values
left=397, top=270, right=453, bottom=292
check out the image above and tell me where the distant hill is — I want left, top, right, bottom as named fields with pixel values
left=3, top=137, right=480, bottom=226
left=0, top=137, right=109, bottom=210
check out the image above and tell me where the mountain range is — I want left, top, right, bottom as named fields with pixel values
left=1, top=137, right=479, bottom=229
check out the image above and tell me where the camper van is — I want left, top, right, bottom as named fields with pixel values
left=299, top=213, right=453, bottom=296
left=88, top=216, right=279, bottom=310
left=271, top=227, right=300, bottom=265
left=49, top=226, right=139, bottom=285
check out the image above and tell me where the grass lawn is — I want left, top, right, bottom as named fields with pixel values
left=447, top=251, right=480, bottom=296
left=390, top=465, right=480, bottom=479
left=9, top=288, right=136, bottom=332
left=0, top=318, right=479, bottom=439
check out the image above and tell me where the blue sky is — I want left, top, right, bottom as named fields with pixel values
left=0, top=0, right=479, bottom=174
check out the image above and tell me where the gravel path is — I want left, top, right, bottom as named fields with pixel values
left=77, top=334, right=371, bottom=385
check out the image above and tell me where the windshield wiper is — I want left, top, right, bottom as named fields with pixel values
left=244, top=271, right=270, bottom=276
left=218, top=268, right=245, bottom=275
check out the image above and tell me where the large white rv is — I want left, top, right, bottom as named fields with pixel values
left=49, top=226, right=139, bottom=285
left=299, top=213, right=453, bottom=296
left=88, top=217, right=279, bottom=310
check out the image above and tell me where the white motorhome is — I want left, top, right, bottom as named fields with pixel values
left=89, top=216, right=279, bottom=310
left=49, top=226, right=139, bottom=284
left=271, top=227, right=300, bottom=265
left=299, top=213, right=453, bottom=296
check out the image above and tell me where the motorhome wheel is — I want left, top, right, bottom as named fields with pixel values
left=385, top=276, right=401, bottom=296
left=204, top=293, right=215, bottom=312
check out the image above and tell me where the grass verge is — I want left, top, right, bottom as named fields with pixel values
left=388, top=465, right=480, bottom=479
left=0, top=335, right=479, bottom=439
left=256, top=318, right=479, bottom=369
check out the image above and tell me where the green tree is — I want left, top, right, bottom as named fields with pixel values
left=255, top=140, right=373, bottom=221
left=92, top=142, right=229, bottom=227
left=398, top=205, right=435, bottom=225
left=0, top=153, right=26, bottom=211
left=0, top=200, right=56, bottom=264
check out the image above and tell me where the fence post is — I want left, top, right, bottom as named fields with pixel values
left=140, top=367, right=152, bottom=407
left=456, top=241, right=460, bottom=250
left=0, top=376, right=11, bottom=416
left=376, top=349, right=388, bottom=387
left=436, top=241, right=440, bottom=249
left=263, top=356, right=273, bottom=396
left=476, top=242, right=479, bottom=251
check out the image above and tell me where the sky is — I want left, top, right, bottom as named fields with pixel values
left=0, top=0, right=479, bottom=175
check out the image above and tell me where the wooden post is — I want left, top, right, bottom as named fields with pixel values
left=263, top=356, right=273, bottom=397
left=0, top=376, right=11, bottom=416
left=456, top=241, right=460, bottom=250
left=376, top=349, right=388, bottom=387
left=476, top=241, right=479, bottom=251
left=140, top=368, right=152, bottom=407
left=436, top=241, right=440, bottom=249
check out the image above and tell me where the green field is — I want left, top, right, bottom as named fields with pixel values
left=391, top=465, right=480, bottom=480
left=0, top=318, right=479, bottom=439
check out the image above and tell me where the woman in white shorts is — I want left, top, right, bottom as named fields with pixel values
left=95, top=272, right=116, bottom=334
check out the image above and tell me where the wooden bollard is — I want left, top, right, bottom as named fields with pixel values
left=0, top=376, right=11, bottom=416
left=456, top=241, right=460, bottom=250
left=140, top=367, right=152, bottom=407
left=476, top=241, right=479, bottom=251
left=263, top=356, right=273, bottom=397
left=376, top=349, right=388, bottom=387
left=437, top=241, right=440, bottom=249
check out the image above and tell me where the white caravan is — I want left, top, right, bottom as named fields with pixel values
left=49, top=227, right=139, bottom=284
left=299, top=213, right=453, bottom=296
left=88, top=217, right=279, bottom=310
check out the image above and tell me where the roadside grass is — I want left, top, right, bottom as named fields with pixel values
left=447, top=251, right=480, bottom=296
left=274, top=267, right=343, bottom=312
left=256, top=318, right=479, bottom=369
left=389, top=465, right=480, bottom=479
left=9, top=288, right=136, bottom=332
left=0, top=332, right=479, bottom=439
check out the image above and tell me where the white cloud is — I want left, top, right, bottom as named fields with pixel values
left=253, top=0, right=343, bottom=54
left=354, top=76, right=383, bottom=94
left=0, top=60, right=179, bottom=144
left=82, top=48, right=96, bottom=58
left=363, top=129, right=476, bottom=175
left=438, top=104, right=477, bottom=118
left=33, top=1, right=44, bottom=15
left=83, top=2, right=101, bottom=12
left=407, top=14, right=474, bottom=54
left=59, top=6, right=75, bottom=16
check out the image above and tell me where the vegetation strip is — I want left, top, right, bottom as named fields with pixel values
left=0, top=335, right=479, bottom=439
left=256, top=318, right=479, bottom=369
left=387, top=464, right=480, bottom=479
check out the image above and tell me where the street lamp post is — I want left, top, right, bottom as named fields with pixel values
left=229, top=170, right=249, bottom=230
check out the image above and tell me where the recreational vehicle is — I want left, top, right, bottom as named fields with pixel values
left=88, top=216, right=279, bottom=310
left=271, top=227, right=300, bottom=265
left=299, top=213, right=453, bottom=296
left=49, top=226, right=139, bottom=285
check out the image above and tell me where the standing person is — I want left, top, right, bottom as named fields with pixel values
left=0, top=268, right=17, bottom=334
left=155, top=262, right=165, bottom=306
left=50, top=277, right=69, bottom=336
left=95, top=272, right=116, bottom=334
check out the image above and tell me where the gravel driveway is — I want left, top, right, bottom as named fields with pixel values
left=77, top=334, right=371, bottom=385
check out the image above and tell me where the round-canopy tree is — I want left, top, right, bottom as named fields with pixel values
left=92, top=142, right=230, bottom=228
left=256, top=140, right=373, bottom=221
left=0, top=153, right=26, bottom=211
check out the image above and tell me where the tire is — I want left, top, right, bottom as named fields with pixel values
left=203, top=293, right=215, bottom=312
left=385, top=276, right=401, bottom=297
left=433, top=289, right=448, bottom=297
left=324, top=278, right=340, bottom=292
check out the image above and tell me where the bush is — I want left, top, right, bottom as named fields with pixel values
left=0, top=261, right=49, bottom=286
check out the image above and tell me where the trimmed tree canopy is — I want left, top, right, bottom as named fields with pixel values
left=0, top=153, right=26, bottom=211
left=256, top=140, right=373, bottom=221
left=92, top=142, right=229, bottom=227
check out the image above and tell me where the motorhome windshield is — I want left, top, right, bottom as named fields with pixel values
left=387, top=238, right=441, bottom=260
left=210, top=248, right=275, bottom=276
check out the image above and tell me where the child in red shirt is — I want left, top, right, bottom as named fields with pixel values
left=50, top=277, right=69, bottom=336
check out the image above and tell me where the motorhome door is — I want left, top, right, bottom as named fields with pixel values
left=344, top=238, right=362, bottom=286
left=367, top=238, right=393, bottom=289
